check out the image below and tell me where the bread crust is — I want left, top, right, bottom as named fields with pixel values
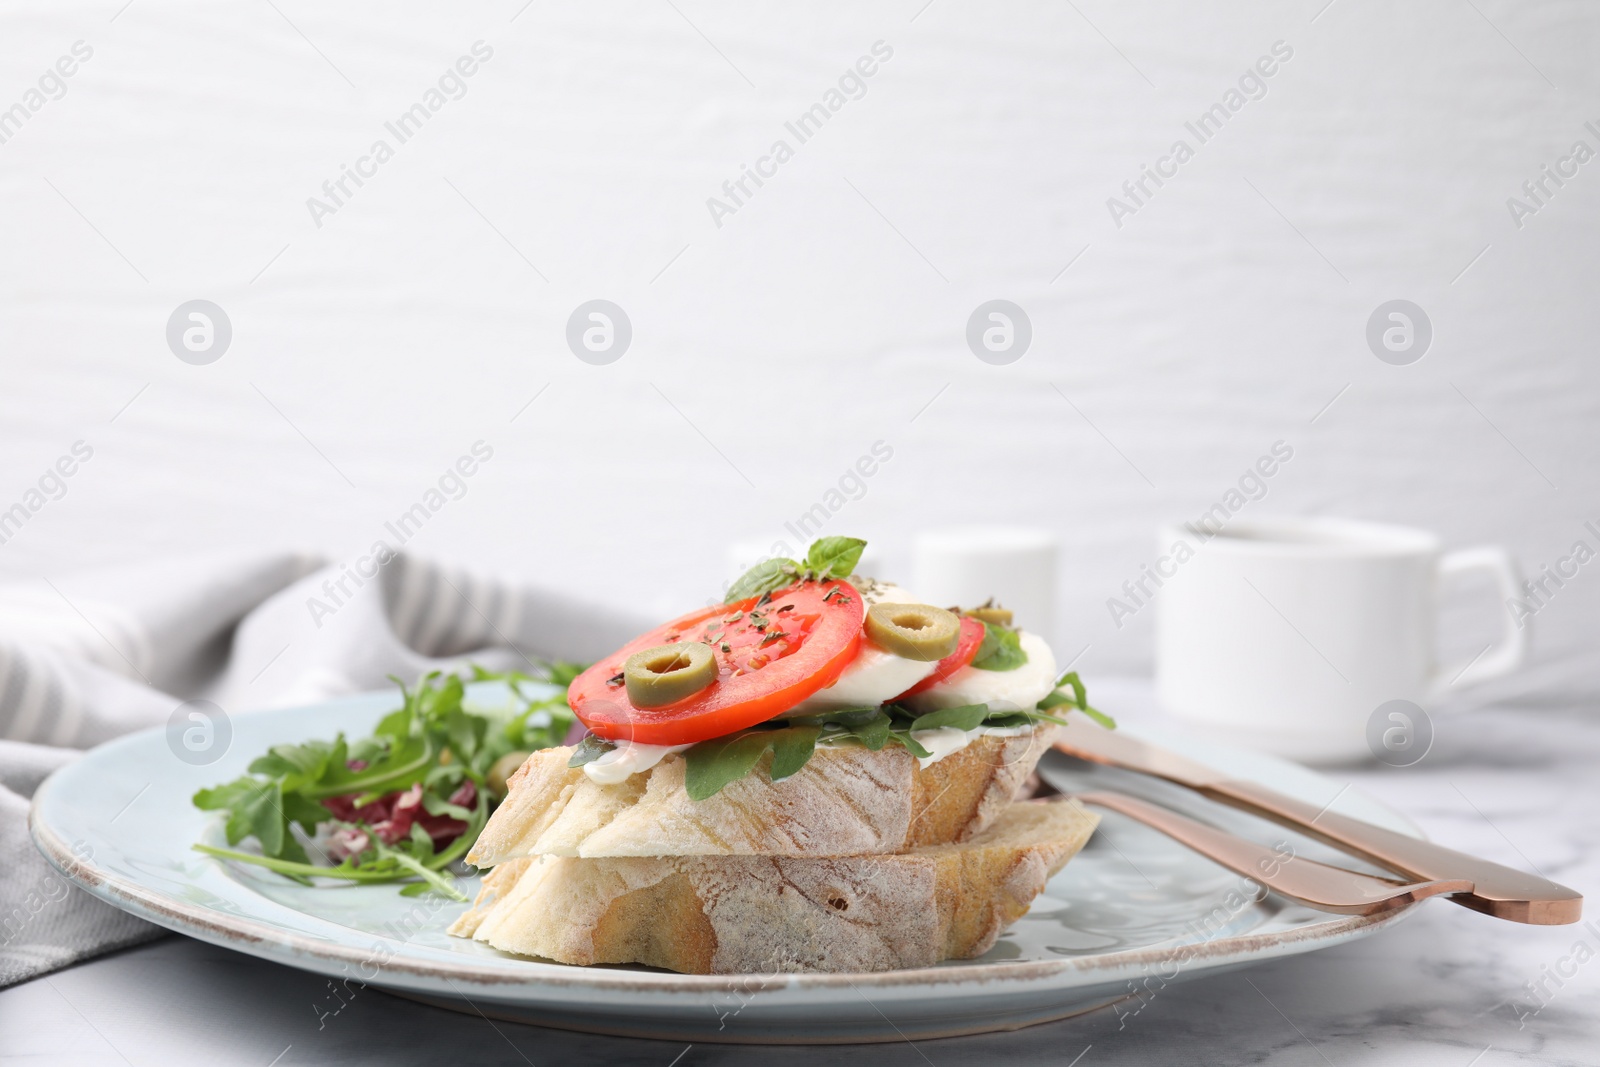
left=449, top=797, right=1099, bottom=974
left=466, top=725, right=1058, bottom=864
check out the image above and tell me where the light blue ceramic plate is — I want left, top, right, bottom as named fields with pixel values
left=30, top=683, right=1422, bottom=1044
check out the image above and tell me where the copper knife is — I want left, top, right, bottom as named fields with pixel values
left=1052, top=720, right=1583, bottom=925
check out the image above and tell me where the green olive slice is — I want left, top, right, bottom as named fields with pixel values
left=965, top=605, right=1013, bottom=627
left=624, top=642, right=719, bottom=708
left=864, top=603, right=961, bottom=661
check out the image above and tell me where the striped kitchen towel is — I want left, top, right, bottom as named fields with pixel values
left=0, top=549, right=649, bottom=987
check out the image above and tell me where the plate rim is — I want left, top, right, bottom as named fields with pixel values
left=29, top=694, right=1421, bottom=998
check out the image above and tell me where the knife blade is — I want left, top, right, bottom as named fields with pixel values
left=1052, top=719, right=1583, bottom=925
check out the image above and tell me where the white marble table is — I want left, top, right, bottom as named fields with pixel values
left=3, top=693, right=1595, bottom=1066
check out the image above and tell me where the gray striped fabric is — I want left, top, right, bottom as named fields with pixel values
left=0, top=549, right=652, bottom=988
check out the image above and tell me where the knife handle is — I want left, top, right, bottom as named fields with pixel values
left=1202, top=778, right=1582, bottom=925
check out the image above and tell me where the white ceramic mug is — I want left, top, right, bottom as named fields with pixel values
left=912, top=527, right=1058, bottom=645
left=1154, top=517, right=1526, bottom=763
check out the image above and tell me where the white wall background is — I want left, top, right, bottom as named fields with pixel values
left=2, top=1, right=1596, bottom=704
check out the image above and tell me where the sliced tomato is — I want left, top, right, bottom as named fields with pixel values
left=569, top=579, right=865, bottom=745
left=892, top=615, right=986, bottom=700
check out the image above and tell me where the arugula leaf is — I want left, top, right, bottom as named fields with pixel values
left=1074, top=705, right=1117, bottom=729
left=778, top=706, right=877, bottom=726
left=193, top=839, right=468, bottom=901
left=544, top=661, right=586, bottom=688
left=567, top=734, right=616, bottom=768
left=907, top=703, right=990, bottom=733
left=725, top=557, right=800, bottom=603
left=281, top=792, right=332, bottom=834
left=420, top=792, right=474, bottom=822
left=970, top=621, right=1028, bottom=671
left=473, top=660, right=586, bottom=691
left=683, top=725, right=821, bottom=800
left=806, top=536, right=867, bottom=579
left=684, top=732, right=775, bottom=800
left=671, top=679, right=1110, bottom=798
left=193, top=666, right=575, bottom=896
left=779, top=706, right=892, bottom=751
left=1036, top=670, right=1117, bottom=729
left=408, top=821, right=437, bottom=858
left=768, top=725, right=821, bottom=780
left=248, top=740, right=334, bottom=784
left=1035, top=690, right=1073, bottom=712
left=839, top=709, right=891, bottom=750
left=888, top=726, right=932, bottom=759
left=1060, top=669, right=1085, bottom=709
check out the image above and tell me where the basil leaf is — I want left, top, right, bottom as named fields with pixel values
left=725, top=557, right=799, bottom=603
left=970, top=622, right=1028, bottom=671
left=806, top=536, right=867, bottom=579
left=907, top=703, right=990, bottom=733
left=723, top=537, right=865, bottom=602
left=566, top=734, right=616, bottom=768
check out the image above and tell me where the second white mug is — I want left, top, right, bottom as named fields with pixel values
left=1154, top=516, right=1526, bottom=763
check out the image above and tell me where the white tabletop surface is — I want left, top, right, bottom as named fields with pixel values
left=3, top=682, right=1595, bottom=1066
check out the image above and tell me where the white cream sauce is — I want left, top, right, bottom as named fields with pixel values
left=905, top=724, right=1036, bottom=768
left=582, top=740, right=692, bottom=785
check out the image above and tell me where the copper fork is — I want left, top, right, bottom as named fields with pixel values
left=1054, top=720, right=1582, bottom=924
left=1075, top=789, right=1471, bottom=916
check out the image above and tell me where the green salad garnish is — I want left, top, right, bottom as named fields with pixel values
left=192, top=664, right=581, bottom=899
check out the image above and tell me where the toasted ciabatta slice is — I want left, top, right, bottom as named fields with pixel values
left=466, top=724, right=1057, bottom=864
left=450, top=797, right=1098, bottom=974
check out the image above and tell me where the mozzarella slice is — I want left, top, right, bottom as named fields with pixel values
left=788, top=582, right=939, bottom=713
left=789, top=643, right=939, bottom=713
left=900, top=630, right=1058, bottom=714
left=856, top=581, right=919, bottom=607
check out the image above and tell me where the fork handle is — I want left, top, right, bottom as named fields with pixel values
left=1202, top=779, right=1582, bottom=925
left=1077, top=791, right=1470, bottom=915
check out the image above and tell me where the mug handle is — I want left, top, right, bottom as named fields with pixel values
left=1430, top=546, right=1527, bottom=694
